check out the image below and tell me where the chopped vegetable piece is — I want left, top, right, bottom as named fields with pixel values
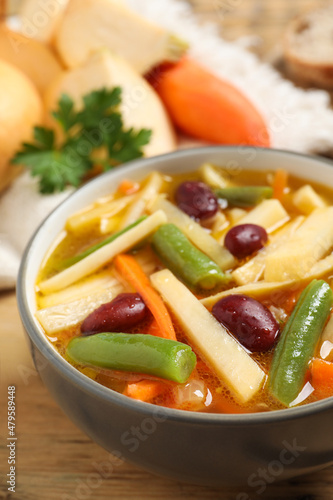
left=272, top=169, right=288, bottom=201
left=228, top=208, right=247, bottom=224
left=293, top=185, right=327, bottom=215
left=215, top=186, right=273, bottom=207
left=119, top=171, right=163, bottom=229
left=150, top=196, right=235, bottom=270
left=200, top=280, right=293, bottom=309
left=37, top=268, right=122, bottom=309
left=232, top=216, right=304, bottom=286
left=224, top=223, right=268, bottom=259
left=65, top=195, right=135, bottom=233
left=152, top=224, right=228, bottom=290
left=269, top=280, right=333, bottom=407
left=114, top=254, right=177, bottom=340
left=124, top=380, right=169, bottom=402
left=199, top=163, right=231, bottom=189
left=63, top=216, right=147, bottom=268
left=310, top=358, right=333, bottom=400
left=38, top=210, right=167, bottom=294
left=173, top=379, right=208, bottom=411
left=219, top=199, right=289, bottom=245
left=150, top=269, right=265, bottom=403
left=154, top=58, right=270, bottom=147
left=36, top=286, right=124, bottom=335
left=66, top=333, right=196, bottom=384
left=117, top=179, right=140, bottom=195
left=264, top=207, right=333, bottom=281
left=175, top=181, right=218, bottom=220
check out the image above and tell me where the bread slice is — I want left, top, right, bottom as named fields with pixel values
left=283, top=7, right=333, bottom=89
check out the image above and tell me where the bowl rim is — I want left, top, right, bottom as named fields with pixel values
left=17, top=145, right=333, bottom=426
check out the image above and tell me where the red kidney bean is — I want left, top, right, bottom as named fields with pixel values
left=175, top=181, right=218, bottom=220
left=212, top=294, right=280, bottom=352
left=81, top=293, right=147, bottom=335
left=224, top=223, right=268, bottom=259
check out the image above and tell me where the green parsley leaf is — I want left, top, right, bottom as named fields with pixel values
left=52, top=94, right=77, bottom=134
left=12, top=87, right=151, bottom=194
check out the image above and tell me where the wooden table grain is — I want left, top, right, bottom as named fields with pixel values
left=2, top=1, right=333, bottom=499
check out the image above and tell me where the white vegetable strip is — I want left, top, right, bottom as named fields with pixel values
left=151, top=269, right=265, bottom=403
left=199, top=163, right=231, bottom=188
left=232, top=216, right=305, bottom=286
left=150, top=195, right=235, bottom=270
left=38, top=210, right=167, bottom=294
left=219, top=199, right=290, bottom=244
left=200, top=281, right=293, bottom=309
left=119, top=171, right=163, bottom=229
left=265, top=207, right=333, bottom=281
left=36, top=286, right=124, bottom=335
left=306, top=253, right=333, bottom=279
left=293, top=185, right=327, bottom=215
left=66, top=195, right=134, bottom=232
left=38, top=268, right=119, bottom=308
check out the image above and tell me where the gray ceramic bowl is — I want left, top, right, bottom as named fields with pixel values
left=17, top=146, right=333, bottom=488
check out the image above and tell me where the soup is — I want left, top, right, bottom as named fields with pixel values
left=34, top=163, right=333, bottom=414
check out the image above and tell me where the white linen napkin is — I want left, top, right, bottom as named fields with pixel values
left=0, top=173, right=72, bottom=289
left=1, top=0, right=333, bottom=290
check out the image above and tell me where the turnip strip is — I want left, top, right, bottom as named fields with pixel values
left=292, top=185, right=327, bottom=215
left=219, top=199, right=289, bottom=244
left=150, top=269, right=265, bottom=403
left=202, top=250, right=333, bottom=310
left=38, top=210, right=167, bottom=294
left=199, top=163, right=231, bottom=188
left=150, top=195, right=235, bottom=270
left=38, top=268, right=120, bottom=308
left=201, top=281, right=293, bottom=309
left=306, top=253, right=333, bottom=279
left=36, top=286, right=124, bottom=335
left=119, top=171, right=163, bottom=229
left=65, top=195, right=135, bottom=233
left=264, top=207, right=333, bottom=281
left=232, top=216, right=305, bottom=286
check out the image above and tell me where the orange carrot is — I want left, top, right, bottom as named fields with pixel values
left=117, top=179, right=140, bottom=195
left=273, top=169, right=288, bottom=200
left=124, top=379, right=169, bottom=402
left=310, top=358, right=333, bottom=400
left=114, top=254, right=177, bottom=340
left=152, top=58, right=270, bottom=147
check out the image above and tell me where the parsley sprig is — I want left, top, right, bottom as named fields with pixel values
left=12, top=87, right=152, bottom=194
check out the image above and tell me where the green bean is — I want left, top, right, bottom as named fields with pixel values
left=66, top=333, right=196, bottom=383
left=152, top=223, right=229, bottom=290
left=63, top=216, right=147, bottom=268
left=269, top=279, right=333, bottom=407
left=215, top=186, right=273, bottom=207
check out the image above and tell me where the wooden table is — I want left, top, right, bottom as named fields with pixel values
left=2, top=1, right=333, bottom=499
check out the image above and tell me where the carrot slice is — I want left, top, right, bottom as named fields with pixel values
left=117, top=179, right=140, bottom=196
left=124, top=380, right=169, bottom=402
left=310, top=358, right=333, bottom=400
left=114, top=254, right=177, bottom=340
left=273, top=169, right=288, bottom=201
left=154, top=57, right=270, bottom=147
